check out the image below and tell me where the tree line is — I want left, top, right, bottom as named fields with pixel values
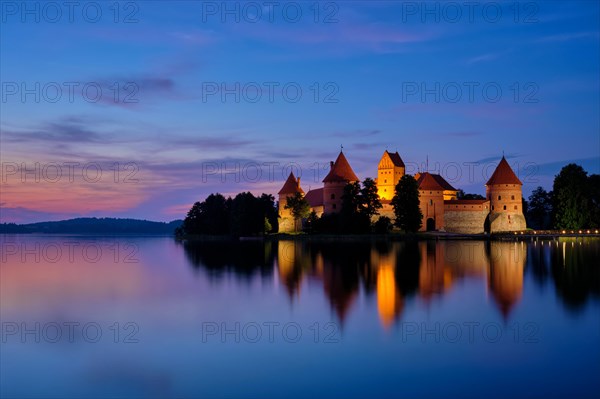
left=0, top=218, right=183, bottom=234
left=177, top=162, right=599, bottom=237
left=525, top=163, right=599, bottom=229
left=176, top=192, right=278, bottom=237
left=177, top=176, right=424, bottom=237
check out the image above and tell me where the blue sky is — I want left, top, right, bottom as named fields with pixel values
left=1, top=0, right=599, bottom=222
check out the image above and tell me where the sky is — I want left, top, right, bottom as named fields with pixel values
left=1, top=0, right=599, bottom=223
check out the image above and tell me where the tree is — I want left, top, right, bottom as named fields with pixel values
left=180, top=193, right=229, bottom=236
left=341, top=181, right=371, bottom=233
left=304, top=211, right=319, bottom=234
left=182, top=201, right=203, bottom=235
left=360, top=177, right=382, bottom=218
left=457, top=189, right=485, bottom=200
left=230, top=192, right=263, bottom=237
left=527, top=187, right=552, bottom=229
left=373, top=216, right=393, bottom=234
left=391, top=175, right=423, bottom=232
left=258, top=193, right=278, bottom=233
left=284, top=192, right=311, bottom=232
left=552, top=164, right=590, bottom=229
left=588, top=174, right=600, bottom=228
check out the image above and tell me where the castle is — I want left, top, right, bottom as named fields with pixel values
left=278, top=150, right=527, bottom=234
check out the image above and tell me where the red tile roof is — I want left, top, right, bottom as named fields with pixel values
left=323, top=151, right=360, bottom=183
left=304, top=188, right=324, bottom=207
left=416, top=172, right=457, bottom=191
left=386, top=151, right=405, bottom=167
left=486, top=156, right=522, bottom=185
left=278, top=172, right=304, bottom=195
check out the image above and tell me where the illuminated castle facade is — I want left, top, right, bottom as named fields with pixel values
left=278, top=150, right=527, bottom=234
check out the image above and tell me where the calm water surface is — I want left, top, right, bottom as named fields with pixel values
left=1, top=236, right=599, bottom=398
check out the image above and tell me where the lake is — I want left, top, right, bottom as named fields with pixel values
left=1, top=235, right=599, bottom=398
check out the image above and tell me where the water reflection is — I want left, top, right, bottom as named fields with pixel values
left=182, top=238, right=600, bottom=326
left=2, top=236, right=599, bottom=398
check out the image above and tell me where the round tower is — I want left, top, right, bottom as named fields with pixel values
left=322, top=151, right=359, bottom=214
left=278, top=172, right=304, bottom=232
left=485, top=156, right=527, bottom=232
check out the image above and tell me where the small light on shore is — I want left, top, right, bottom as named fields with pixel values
left=562, top=230, right=566, bottom=234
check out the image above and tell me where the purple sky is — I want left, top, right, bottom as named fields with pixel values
left=1, top=1, right=599, bottom=223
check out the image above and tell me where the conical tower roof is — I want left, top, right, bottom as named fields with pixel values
left=278, top=172, right=304, bottom=195
left=323, top=151, right=359, bottom=183
left=486, top=156, right=522, bottom=186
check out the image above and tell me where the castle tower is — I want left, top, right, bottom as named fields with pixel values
left=322, top=151, right=359, bottom=214
left=415, top=172, right=457, bottom=231
left=488, top=241, right=526, bottom=319
left=278, top=172, right=304, bottom=233
left=377, top=150, right=405, bottom=200
left=485, top=156, right=527, bottom=232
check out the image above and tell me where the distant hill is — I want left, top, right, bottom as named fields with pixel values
left=0, top=218, right=183, bottom=235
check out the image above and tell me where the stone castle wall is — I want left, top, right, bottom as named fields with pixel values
left=488, top=212, right=527, bottom=232
left=444, top=209, right=489, bottom=234
left=278, top=196, right=295, bottom=233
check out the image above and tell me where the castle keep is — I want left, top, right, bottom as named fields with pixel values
left=278, top=150, right=527, bottom=234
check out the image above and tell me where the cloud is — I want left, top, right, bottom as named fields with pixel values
left=227, top=17, right=437, bottom=57
left=531, top=157, right=600, bottom=177
left=0, top=206, right=80, bottom=224
left=2, top=118, right=105, bottom=144
left=473, top=153, right=522, bottom=164
left=535, top=31, right=600, bottom=43
left=352, top=142, right=386, bottom=150
left=90, top=76, right=179, bottom=109
left=466, top=53, right=502, bottom=65
left=170, top=30, right=217, bottom=45
left=170, top=137, right=254, bottom=150
left=332, top=129, right=381, bottom=138
left=445, top=131, right=482, bottom=138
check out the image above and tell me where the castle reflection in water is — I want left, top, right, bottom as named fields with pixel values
left=181, top=239, right=599, bottom=327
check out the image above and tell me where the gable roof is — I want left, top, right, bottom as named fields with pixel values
left=431, top=174, right=457, bottom=191
left=278, top=172, right=304, bottom=195
left=416, top=172, right=457, bottom=191
left=386, top=151, right=405, bottom=167
left=323, top=151, right=360, bottom=183
left=486, top=156, right=522, bottom=186
left=305, top=188, right=324, bottom=207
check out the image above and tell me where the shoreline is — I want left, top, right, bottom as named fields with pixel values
left=175, top=230, right=600, bottom=242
